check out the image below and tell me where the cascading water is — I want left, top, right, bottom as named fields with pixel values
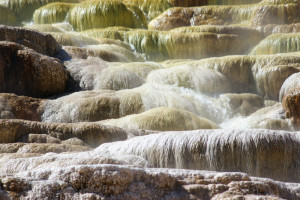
left=0, top=0, right=300, bottom=199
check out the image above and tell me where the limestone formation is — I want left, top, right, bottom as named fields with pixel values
left=170, top=25, right=263, bottom=50
left=253, top=64, right=300, bottom=100
left=7, top=0, right=80, bottom=21
left=162, top=54, right=300, bottom=95
left=1, top=164, right=298, bottom=199
left=97, top=129, right=300, bottom=182
left=123, top=30, right=252, bottom=60
left=100, top=107, right=219, bottom=131
left=0, top=41, right=67, bottom=97
left=64, top=46, right=131, bottom=62
left=64, top=58, right=157, bottom=91
left=218, top=93, right=264, bottom=117
left=280, top=72, right=300, bottom=101
left=81, top=28, right=262, bottom=61
left=1, top=1, right=300, bottom=199
left=122, top=0, right=207, bottom=20
left=20, top=133, right=61, bottom=144
left=96, top=65, right=145, bottom=90
left=63, top=57, right=109, bottom=91
left=25, top=24, right=64, bottom=33
left=61, top=137, right=87, bottom=146
left=0, top=142, right=91, bottom=154
left=68, top=0, right=147, bottom=31
left=281, top=74, right=300, bottom=125
left=0, top=93, right=43, bottom=121
left=0, top=119, right=128, bottom=147
left=16, top=143, right=91, bottom=154
left=48, top=32, right=100, bottom=47
left=147, top=65, right=233, bottom=95
left=223, top=103, right=291, bottom=130
left=262, top=23, right=300, bottom=37
left=250, top=33, right=300, bottom=55
left=208, top=0, right=261, bottom=4
left=282, top=88, right=300, bottom=126
left=41, top=90, right=144, bottom=123
left=80, top=27, right=130, bottom=41
left=0, top=4, right=17, bottom=25
left=0, top=25, right=61, bottom=56
left=148, top=3, right=300, bottom=30
left=33, top=3, right=74, bottom=24
left=41, top=84, right=227, bottom=124
left=60, top=37, right=139, bottom=62
left=47, top=32, right=144, bottom=62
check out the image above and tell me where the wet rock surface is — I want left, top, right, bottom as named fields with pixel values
left=148, top=2, right=300, bottom=31
left=1, top=0, right=300, bottom=199
left=97, top=129, right=300, bottom=182
left=99, top=107, right=220, bottom=131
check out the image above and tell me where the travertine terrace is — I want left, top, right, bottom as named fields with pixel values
left=0, top=0, right=300, bottom=199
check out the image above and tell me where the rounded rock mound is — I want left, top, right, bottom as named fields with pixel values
left=0, top=25, right=61, bottom=56
left=100, top=107, right=219, bottom=131
left=0, top=41, right=67, bottom=97
left=68, top=0, right=148, bottom=31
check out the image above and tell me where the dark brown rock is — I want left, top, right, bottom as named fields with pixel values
left=282, top=87, right=300, bottom=126
left=0, top=25, right=61, bottom=56
left=0, top=41, right=68, bottom=98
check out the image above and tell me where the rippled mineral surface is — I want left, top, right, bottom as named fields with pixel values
left=0, top=0, right=300, bottom=199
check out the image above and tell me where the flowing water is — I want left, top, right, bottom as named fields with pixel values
left=0, top=0, right=300, bottom=199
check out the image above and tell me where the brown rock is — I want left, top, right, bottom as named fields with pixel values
left=0, top=25, right=61, bottom=56
left=20, top=133, right=61, bottom=144
left=0, top=93, right=43, bottom=121
left=282, top=87, right=300, bottom=126
left=0, top=41, right=68, bottom=98
left=0, top=119, right=128, bottom=147
left=0, top=143, right=26, bottom=153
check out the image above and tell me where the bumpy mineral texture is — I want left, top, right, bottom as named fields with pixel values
left=0, top=165, right=299, bottom=199
left=0, top=0, right=300, bottom=199
left=0, top=41, right=67, bottom=97
left=0, top=25, right=61, bottom=56
left=282, top=87, right=300, bottom=126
